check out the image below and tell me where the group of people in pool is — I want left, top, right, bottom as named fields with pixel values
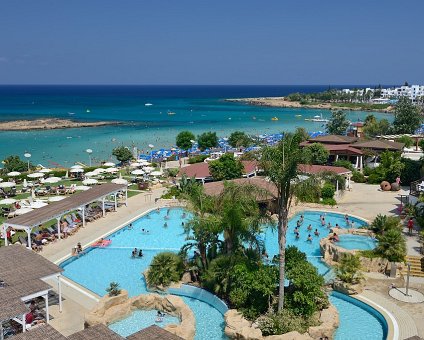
left=131, top=247, right=143, bottom=258
left=293, top=213, right=346, bottom=243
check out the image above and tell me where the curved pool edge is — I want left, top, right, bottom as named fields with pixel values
left=332, top=291, right=398, bottom=340
left=294, top=208, right=370, bottom=226
left=354, top=294, right=399, bottom=340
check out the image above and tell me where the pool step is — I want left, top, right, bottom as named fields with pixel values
left=401, top=256, right=424, bottom=277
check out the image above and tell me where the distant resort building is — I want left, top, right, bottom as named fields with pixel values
left=341, top=84, right=424, bottom=103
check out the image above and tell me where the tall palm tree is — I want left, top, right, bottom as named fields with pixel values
left=260, top=132, right=305, bottom=311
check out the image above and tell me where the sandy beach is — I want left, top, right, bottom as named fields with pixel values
left=0, top=118, right=122, bottom=131
left=227, top=97, right=394, bottom=113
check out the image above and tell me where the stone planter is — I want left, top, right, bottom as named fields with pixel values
left=85, top=290, right=195, bottom=340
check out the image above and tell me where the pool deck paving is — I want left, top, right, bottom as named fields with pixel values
left=36, top=181, right=424, bottom=339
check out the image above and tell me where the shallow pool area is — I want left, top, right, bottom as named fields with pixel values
left=330, top=291, right=387, bottom=340
left=337, top=234, right=377, bottom=250
left=60, top=208, right=389, bottom=340
left=108, top=309, right=180, bottom=337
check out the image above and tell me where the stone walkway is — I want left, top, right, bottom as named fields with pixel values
left=360, top=290, right=418, bottom=340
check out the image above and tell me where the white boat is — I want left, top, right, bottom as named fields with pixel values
left=305, top=113, right=328, bottom=122
left=68, top=112, right=75, bottom=115
left=145, top=103, right=153, bottom=106
left=167, top=111, right=176, bottom=115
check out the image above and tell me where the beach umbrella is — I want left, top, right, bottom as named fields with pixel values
left=0, top=178, right=3, bottom=183
left=14, top=208, right=34, bottom=215
left=103, top=162, right=115, bottom=167
left=74, top=185, right=91, bottom=191
left=105, top=167, right=119, bottom=173
left=94, top=168, right=107, bottom=173
left=0, top=198, right=17, bottom=205
left=27, top=172, right=45, bottom=178
left=143, top=166, right=155, bottom=173
left=39, top=168, right=52, bottom=173
left=30, top=201, right=48, bottom=209
left=0, top=182, right=16, bottom=188
left=82, top=178, right=98, bottom=185
left=70, top=168, right=84, bottom=173
left=150, top=171, right=163, bottom=177
left=111, top=178, right=128, bottom=185
left=84, top=171, right=97, bottom=177
left=130, top=162, right=142, bottom=167
left=70, top=165, right=83, bottom=169
left=43, top=177, right=61, bottom=184
left=131, top=169, right=144, bottom=175
left=7, top=171, right=21, bottom=177
left=48, top=196, right=67, bottom=202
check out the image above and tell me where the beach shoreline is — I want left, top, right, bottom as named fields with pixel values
left=226, top=97, right=394, bottom=113
left=0, top=118, right=123, bottom=131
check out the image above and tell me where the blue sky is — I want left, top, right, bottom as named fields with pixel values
left=0, top=0, right=423, bottom=85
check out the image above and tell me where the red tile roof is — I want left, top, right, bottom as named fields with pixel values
left=298, top=164, right=352, bottom=175
left=178, top=161, right=258, bottom=179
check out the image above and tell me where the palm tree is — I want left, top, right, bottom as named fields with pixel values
left=260, top=132, right=304, bottom=311
left=375, top=228, right=406, bottom=262
left=146, top=252, right=184, bottom=287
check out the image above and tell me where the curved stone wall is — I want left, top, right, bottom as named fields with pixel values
left=85, top=290, right=195, bottom=340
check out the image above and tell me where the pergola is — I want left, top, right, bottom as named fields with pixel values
left=0, top=245, right=63, bottom=340
left=2, top=183, right=127, bottom=249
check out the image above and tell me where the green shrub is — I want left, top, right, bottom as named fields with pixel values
left=367, top=172, right=385, bottom=184
left=351, top=171, right=366, bottom=183
left=321, top=183, right=335, bottom=199
left=146, top=252, right=184, bottom=288
left=335, top=253, right=363, bottom=284
left=257, top=309, right=319, bottom=336
left=370, top=214, right=401, bottom=235
left=397, top=135, right=414, bottom=148
left=333, top=160, right=354, bottom=172
left=400, top=158, right=422, bottom=185
left=166, top=168, right=179, bottom=178
left=363, top=166, right=374, bottom=176
left=105, top=282, right=121, bottom=297
left=321, top=198, right=337, bottom=206
left=161, top=186, right=181, bottom=199
left=188, top=155, right=208, bottom=164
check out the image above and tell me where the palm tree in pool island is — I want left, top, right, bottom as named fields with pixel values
left=261, top=132, right=304, bottom=311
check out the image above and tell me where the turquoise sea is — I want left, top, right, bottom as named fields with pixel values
left=0, top=85, right=393, bottom=166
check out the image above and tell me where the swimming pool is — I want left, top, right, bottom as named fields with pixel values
left=108, top=310, right=180, bottom=337
left=330, top=291, right=387, bottom=340
left=337, top=234, right=376, bottom=251
left=61, top=208, right=381, bottom=339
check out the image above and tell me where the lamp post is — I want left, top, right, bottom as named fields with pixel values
left=86, top=149, right=93, bottom=167
left=148, top=144, right=154, bottom=162
left=24, top=153, right=31, bottom=172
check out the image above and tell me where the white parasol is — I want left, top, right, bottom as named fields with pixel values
left=39, top=168, right=52, bottom=173
left=27, top=172, right=45, bottom=178
left=70, top=165, right=83, bottom=169
left=131, top=169, right=145, bottom=175
left=82, top=178, right=98, bottom=185
left=14, top=208, right=34, bottom=215
left=74, top=185, right=91, bottom=191
left=105, top=167, right=119, bottom=173
left=0, top=178, right=3, bottom=182
left=30, top=201, right=48, bottom=209
left=94, top=168, right=107, bottom=174
left=7, top=171, right=21, bottom=177
left=48, top=196, right=66, bottom=202
left=70, top=168, right=84, bottom=173
left=84, top=171, right=97, bottom=177
left=111, top=178, right=128, bottom=185
left=43, top=177, right=62, bottom=184
left=103, top=162, right=115, bottom=167
left=150, top=171, right=163, bottom=177
left=130, top=162, right=143, bottom=167
left=0, top=182, right=16, bottom=188
left=143, top=166, right=155, bottom=173
left=0, top=198, right=17, bottom=205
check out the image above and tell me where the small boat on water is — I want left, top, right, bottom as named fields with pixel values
left=68, top=112, right=75, bottom=115
left=86, top=109, right=91, bottom=113
left=295, top=114, right=302, bottom=117
left=145, top=103, right=153, bottom=106
left=305, top=113, right=328, bottom=122
left=271, top=117, right=279, bottom=121
left=167, top=111, right=176, bottom=115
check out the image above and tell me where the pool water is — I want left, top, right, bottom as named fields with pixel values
left=262, top=211, right=368, bottom=276
left=337, top=234, right=376, bottom=250
left=330, top=291, right=387, bottom=340
left=61, top=208, right=379, bottom=340
left=108, top=309, right=179, bottom=337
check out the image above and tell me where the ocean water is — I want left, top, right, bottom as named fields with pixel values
left=0, top=85, right=393, bottom=166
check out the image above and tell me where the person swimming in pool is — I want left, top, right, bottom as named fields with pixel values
left=132, top=248, right=137, bottom=258
left=296, top=220, right=301, bottom=227
left=314, top=229, right=320, bottom=236
left=164, top=222, right=168, bottom=228
left=307, top=234, right=312, bottom=242
left=141, top=228, right=150, bottom=234
left=294, top=226, right=299, bottom=233
left=138, top=249, right=143, bottom=257
left=295, top=232, right=300, bottom=239
left=307, top=224, right=312, bottom=231
left=128, top=223, right=133, bottom=230
left=299, top=215, right=304, bottom=224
